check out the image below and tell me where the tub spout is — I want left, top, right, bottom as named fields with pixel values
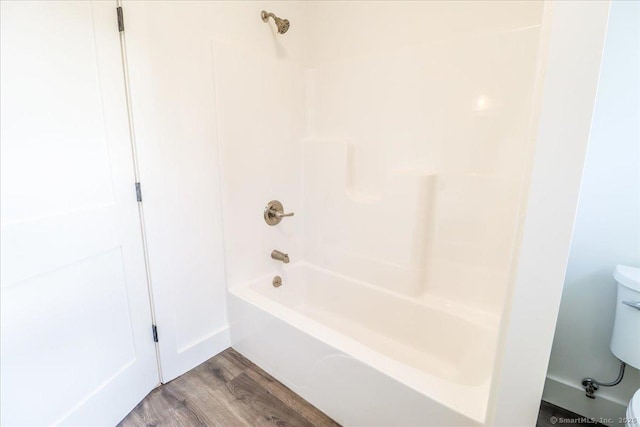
left=271, top=250, right=290, bottom=264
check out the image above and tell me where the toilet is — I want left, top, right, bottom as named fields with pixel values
left=628, top=388, right=640, bottom=427
left=611, top=265, right=640, bottom=427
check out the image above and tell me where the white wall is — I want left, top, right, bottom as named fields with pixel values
left=543, top=1, right=640, bottom=421
left=491, top=2, right=612, bottom=425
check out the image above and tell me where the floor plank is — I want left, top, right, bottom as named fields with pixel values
left=227, top=372, right=316, bottom=427
left=222, top=348, right=257, bottom=371
left=536, top=400, right=606, bottom=427
left=160, top=380, right=250, bottom=427
left=118, top=348, right=340, bottom=427
left=245, top=368, right=340, bottom=427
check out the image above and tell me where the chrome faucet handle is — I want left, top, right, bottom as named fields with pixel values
left=264, top=200, right=294, bottom=226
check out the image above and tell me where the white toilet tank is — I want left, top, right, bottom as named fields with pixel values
left=610, top=265, right=640, bottom=369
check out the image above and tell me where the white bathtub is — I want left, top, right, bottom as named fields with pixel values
left=228, top=262, right=499, bottom=426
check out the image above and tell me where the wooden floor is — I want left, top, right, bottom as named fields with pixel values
left=120, top=347, right=595, bottom=427
left=536, top=400, right=605, bottom=427
left=118, top=348, right=340, bottom=427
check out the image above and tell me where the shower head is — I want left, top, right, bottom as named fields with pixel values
left=261, top=10, right=290, bottom=34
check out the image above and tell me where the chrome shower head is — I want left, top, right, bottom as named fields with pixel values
left=261, top=10, right=290, bottom=34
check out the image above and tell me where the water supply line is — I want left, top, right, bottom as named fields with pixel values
left=582, top=361, right=626, bottom=399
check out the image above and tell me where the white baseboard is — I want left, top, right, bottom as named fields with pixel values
left=166, top=326, right=230, bottom=381
left=542, top=376, right=628, bottom=426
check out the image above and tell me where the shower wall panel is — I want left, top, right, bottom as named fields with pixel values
left=302, top=1, right=545, bottom=313
left=213, top=39, right=306, bottom=287
left=304, top=139, right=437, bottom=297
left=210, top=2, right=305, bottom=287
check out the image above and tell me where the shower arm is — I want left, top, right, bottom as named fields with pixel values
left=261, top=11, right=277, bottom=22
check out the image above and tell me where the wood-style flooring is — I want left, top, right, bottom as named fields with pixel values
left=118, top=348, right=340, bottom=427
left=120, top=347, right=595, bottom=427
left=536, top=400, right=606, bottom=427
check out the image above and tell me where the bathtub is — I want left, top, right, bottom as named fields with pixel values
left=228, top=262, right=499, bottom=426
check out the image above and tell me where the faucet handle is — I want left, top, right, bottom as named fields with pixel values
left=274, top=210, right=294, bottom=219
left=264, top=200, right=294, bottom=225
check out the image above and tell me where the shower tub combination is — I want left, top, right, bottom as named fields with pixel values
left=229, top=263, right=499, bottom=426
left=218, top=2, right=553, bottom=426
left=224, top=128, right=528, bottom=425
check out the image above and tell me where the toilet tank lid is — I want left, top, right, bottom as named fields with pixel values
left=614, top=265, right=640, bottom=292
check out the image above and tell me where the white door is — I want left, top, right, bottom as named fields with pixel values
left=121, top=2, right=231, bottom=382
left=0, top=1, right=159, bottom=426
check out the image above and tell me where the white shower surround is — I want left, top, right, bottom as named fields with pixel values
left=210, top=1, right=612, bottom=425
